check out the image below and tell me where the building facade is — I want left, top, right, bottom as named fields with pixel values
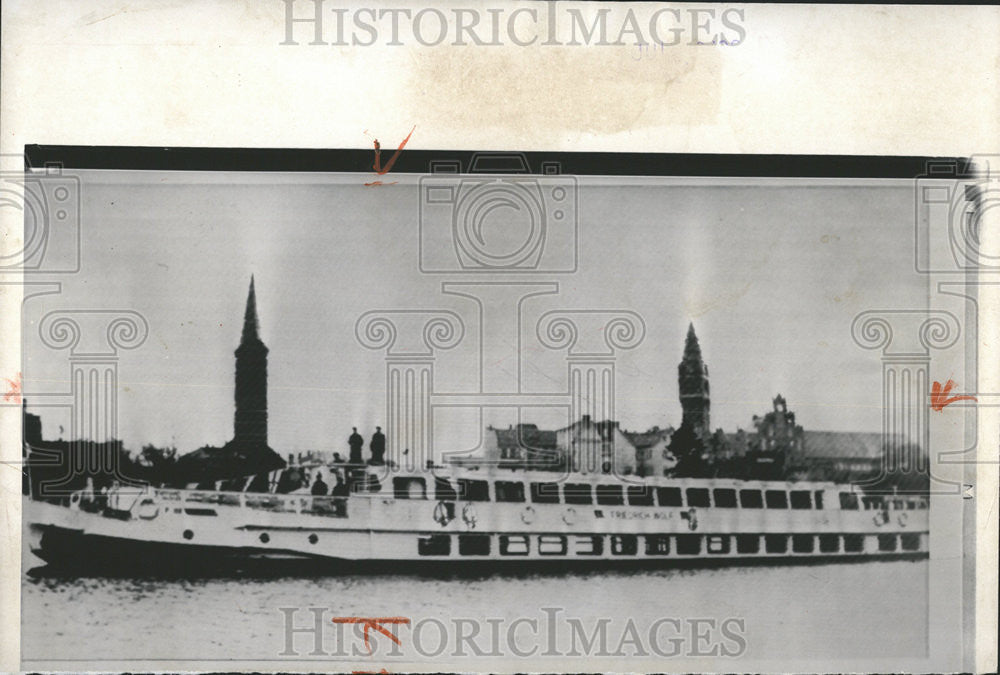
left=623, top=426, right=676, bottom=477
left=555, top=415, right=637, bottom=475
left=474, top=424, right=561, bottom=469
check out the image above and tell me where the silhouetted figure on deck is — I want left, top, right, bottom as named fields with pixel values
left=331, top=473, right=349, bottom=497
left=348, top=427, right=364, bottom=464
left=369, top=426, right=386, bottom=465
left=311, top=472, right=328, bottom=496
left=276, top=467, right=303, bottom=494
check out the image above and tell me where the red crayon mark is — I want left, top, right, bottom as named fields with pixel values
left=365, top=126, right=415, bottom=186
left=3, top=372, right=22, bottom=404
left=352, top=670, right=390, bottom=674
left=332, top=617, right=410, bottom=654
left=930, top=379, right=977, bottom=412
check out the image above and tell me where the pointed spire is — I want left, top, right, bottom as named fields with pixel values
left=241, top=275, right=260, bottom=344
left=683, top=322, right=702, bottom=360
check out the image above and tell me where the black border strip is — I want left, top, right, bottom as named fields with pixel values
left=25, top=145, right=967, bottom=178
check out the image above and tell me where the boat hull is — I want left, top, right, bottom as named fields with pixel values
left=29, top=523, right=927, bottom=577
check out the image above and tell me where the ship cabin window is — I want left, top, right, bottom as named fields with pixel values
left=814, top=491, right=824, bottom=509
left=839, top=492, right=860, bottom=510
left=900, top=533, right=921, bottom=551
left=563, top=483, right=593, bottom=505
left=736, top=534, right=760, bottom=554
left=765, top=490, right=788, bottom=509
left=611, top=534, right=638, bottom=556
left=458, top=534, right=491, bottom=556
left=819, top=534, right=840, bottom=553
left=707, top=535, right=730, bottom=554
left=676, top=534, right=701, bottom=555
left=739, top=489, right=764, bottom=509
left=645, top=535, right=670, bottom=555
left=499, top=534, right=530, bottom=556
left=530, top=482, right=560, bottom=504
left=686, top=488, right=711, bottom=508
left=861, top=496, right=884, bottom=511
left=878, top=534, right=897, bottom=552
left=792, top=534, right=814, bottom=553
left=539, top=535, right=567, bottom=556
left=764, top=534, right=788, bottom=553
left=596, top=484, right=624, bottom=505
left=656, top=487, right=683, bottom=507
left=713, top=488, right=738, bottom=508
left=434, top=477, right=457, bottom=501
left=392, top=477, right=426, bottom=500
left=418, top=535, right=451, bottom=556
left=575, top=535, right=604, bottom=555
left=843, top=534, right=864, bottom=553
left=494, top=480, right=525, bottom=503
left=456, top=478, right=490, bottom=501
left=627, top=485, right=655, bottom=506
left=790, top=490, right=812, bottom=510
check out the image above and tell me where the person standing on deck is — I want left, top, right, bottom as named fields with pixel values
left=107, top=480, right=121, bottom=511
left=331, top=472, right=349, bottom=497
left=348, top=427, right=364, bottom=464
left=311, top=472, right=328, bottom=496
left=369, top=426, right=386, bottom=465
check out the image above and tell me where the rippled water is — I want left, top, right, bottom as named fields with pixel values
left=21, top=541, right=928, bottom=665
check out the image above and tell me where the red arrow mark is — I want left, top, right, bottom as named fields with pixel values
left=930, top=379, right=977, bottom=412
left=332, top=617, right=410, bottom=654
left=3, top=372, right=21, bottom=404
left=365, top=126, right=416, bottom=186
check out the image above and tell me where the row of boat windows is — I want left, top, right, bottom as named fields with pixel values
left=416, top=532, right=923, bottom=557
left=395, top=477, right=926, bottom=511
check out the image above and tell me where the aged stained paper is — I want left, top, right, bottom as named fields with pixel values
left=1, top=1, right=998, bottom=673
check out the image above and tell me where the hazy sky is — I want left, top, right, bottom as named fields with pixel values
left=22, top=172, right=931, bottom=455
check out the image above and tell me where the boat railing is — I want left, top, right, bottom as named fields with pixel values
left=153, top=488, right=348, bottom=517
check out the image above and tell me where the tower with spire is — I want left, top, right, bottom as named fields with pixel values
left=233, top=276, right=268, bottom=446
left=678, top=323, right=710, bottom=437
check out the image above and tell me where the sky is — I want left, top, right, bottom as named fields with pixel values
left=21, top=172, right=932, bottom=456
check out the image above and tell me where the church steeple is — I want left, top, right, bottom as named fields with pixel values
left=683, top=322, right=702, bottom=361
left=241, top=275, right=261, bottom=346
left=678, top=322, right=710, bottom=436
left=234, top=276, right=268, bottom=446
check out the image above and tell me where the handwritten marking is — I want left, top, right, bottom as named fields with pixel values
left=365, top=126, right=416, bottom=186
left=3, top=372, right=22, bottom=404
left=332, top=617, right=410, bottom=654
left=930, top=379, right=977, bottom=411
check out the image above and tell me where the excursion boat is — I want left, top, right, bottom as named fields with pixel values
left=26, top=462, right=928, bottom=573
